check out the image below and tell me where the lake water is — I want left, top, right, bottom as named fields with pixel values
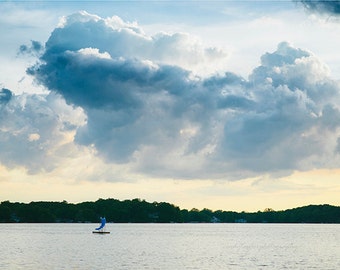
left=0, top=223, right=339, bottom=269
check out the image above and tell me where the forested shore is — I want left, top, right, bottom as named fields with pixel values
left=1, top=199, right=339, bottom=223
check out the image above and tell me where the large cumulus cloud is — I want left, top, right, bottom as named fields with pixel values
left=23, top=11, right=340, bottom=179
left=219, top=42, right=340, bottom=177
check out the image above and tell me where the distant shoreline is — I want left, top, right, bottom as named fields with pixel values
left=1, top=199, right=340, bottom=224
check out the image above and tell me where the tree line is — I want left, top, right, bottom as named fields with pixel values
left=0, top=198, right=339, bottom=223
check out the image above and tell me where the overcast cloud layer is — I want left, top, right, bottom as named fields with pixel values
left=2, top=11, right=340, bottom=180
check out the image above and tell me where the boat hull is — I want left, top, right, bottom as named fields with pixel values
left=92, top=231, right=110, bottom=234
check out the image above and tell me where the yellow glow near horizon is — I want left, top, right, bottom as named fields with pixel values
left=1, top=164, right=340, bottom=212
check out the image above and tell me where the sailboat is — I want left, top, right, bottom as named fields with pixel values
left=92, top=217, right=110, bottom=234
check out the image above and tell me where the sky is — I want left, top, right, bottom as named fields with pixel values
left=1, top=0, right=340, bottom=212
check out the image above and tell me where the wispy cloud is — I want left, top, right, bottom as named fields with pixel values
left=18, top=40, right=43, bottom=57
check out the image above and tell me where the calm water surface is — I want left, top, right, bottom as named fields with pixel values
left=0, top=223, right=339, bottom=269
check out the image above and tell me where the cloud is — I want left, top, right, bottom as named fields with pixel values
left=18, top=40, right=43, bottom=56
left=296, top=0, right=340, bottom=15
left=218, top=41, right=340, bottom=176
left=0, top=88, right=85, bottom=173
left=19, top=12, right=340, bottom=179
left=44, top=11, right=227, bottom=75
left=0, top=88, right=13, bottom=104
